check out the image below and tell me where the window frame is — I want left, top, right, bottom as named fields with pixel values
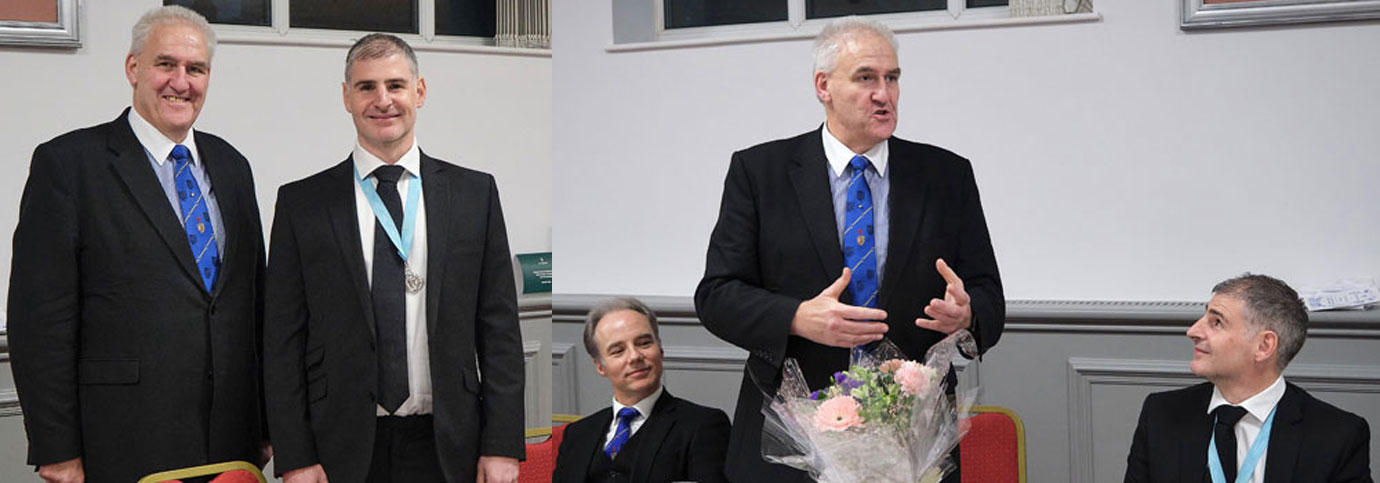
left=204, top=0, right=549, bottom=56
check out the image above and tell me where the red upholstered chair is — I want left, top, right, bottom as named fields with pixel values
left=139, top=461, right=266, bottom=483
left=519, top=421, right=572, bottom=483
left=961, top=405, right=1027, bottom=483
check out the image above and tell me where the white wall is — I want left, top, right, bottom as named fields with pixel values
left=0, top=1, right=552, bottom=303
left=553, top=0, right=1380, bottom=301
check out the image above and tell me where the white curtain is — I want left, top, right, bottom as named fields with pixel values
left=497, top=0, right=550, bottom=48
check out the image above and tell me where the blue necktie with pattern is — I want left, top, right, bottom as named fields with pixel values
left=604, top=407, right=641, bottom=459
left=843, top=155, right=878, bottom=309
left=171, top=145, right=219, bottom=292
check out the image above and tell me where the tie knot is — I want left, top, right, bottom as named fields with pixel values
left=1213, top=405, right=1248, bottom=426
left=617, top=407, right=640, bottom=421
left=170, top=144, right=192, bottom=165
left=373, top=165, right=406, bottom=185
left=849, top=155, right=871, bottom=174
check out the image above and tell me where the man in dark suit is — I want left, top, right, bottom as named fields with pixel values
left=554, top=298, right=731, bottom=483
left=8, top=6, right=267, bottom=483
left=694, top=16, right=1004, bottom=482
left=1126, top=274, right=1372, bottom=483
left=262, top=34, right=524, bottom=483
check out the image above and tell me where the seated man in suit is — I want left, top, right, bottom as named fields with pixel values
left=1125, top=274, right=1372, bottom=483
left=554, top=298, right=731, bottom=483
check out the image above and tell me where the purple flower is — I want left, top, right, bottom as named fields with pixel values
left=833, top=371, right=863, bottom=394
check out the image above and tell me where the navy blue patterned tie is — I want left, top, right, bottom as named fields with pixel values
left=843, top=155, right=878, bottom=308
left=171, top=145, right=219, bottom=292
left=371, top=165, right=409, bottom=413
left=604, top=407, right=641, bottom=459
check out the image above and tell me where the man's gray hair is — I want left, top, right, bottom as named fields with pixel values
left=583, top=297, right=660, bottom=361
left=1212, top=273, right=1309, bottom=372
left=130, top=5, right=217, bottom=62
left=812, top=16, right=898, bottom=75
left=345, top=33, right=419, bottom=82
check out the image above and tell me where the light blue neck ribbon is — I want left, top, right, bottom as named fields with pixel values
left=1208, top=406, right=1277, bottom=483
left=353, top=163, right=422, bottom=262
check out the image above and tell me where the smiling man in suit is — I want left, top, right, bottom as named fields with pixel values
left=694, top=16, right=1003, bottom=482
left=554, top=297, right=731, bottom=483
left=8, top=6, right=267, bottom=482
left=1125, top=274, right=1372, bottom=483
left=262, top=33, right=524, bottom=483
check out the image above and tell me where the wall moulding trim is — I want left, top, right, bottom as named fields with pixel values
left=552, top=294, right=1380, bottom=337
left=1065, top=357, right=1380, bottom=483
left=552, top=342, right=578, bottom=414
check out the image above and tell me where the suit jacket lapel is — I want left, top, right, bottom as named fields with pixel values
left=630, top=391, right=679, bottom=480
left=1178, top=385, right=1214, bottom=483
left=420, top=153, right=449, bottom=338
left=788, top=130, right=846, bottom=284
left=107, top=109, right=204, bottom=290
left=326, top=158, right=377, bottom=338
left=877, top=139, right=929, bottom=308
left=567, top=408, right=612, bottom=479
left=195, top=132, right=240, bottom=298
left=1263, top=383, right=1305, bottom=483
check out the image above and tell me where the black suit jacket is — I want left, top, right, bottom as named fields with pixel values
left=1126, top=381, right=1373, bottom=483
left=694, top=129, right=1003, bottom=481
left=263, top=153, right=525, bottom=482
left=553, top=390, right=731, bottom=483
left=8, top=109, right=267, bottom=482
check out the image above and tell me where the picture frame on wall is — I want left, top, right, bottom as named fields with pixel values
left=1182, top=0, right=1380, bottom=29
left=0, top=0, right=80, bottom=48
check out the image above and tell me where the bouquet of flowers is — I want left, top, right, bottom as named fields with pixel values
left=759, top=330, right=978, bottom=483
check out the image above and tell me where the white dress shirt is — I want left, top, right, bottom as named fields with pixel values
left=353, top=140, right=432, bottom=416
left=1207, top=376, right=1287, bottom=483
left=604, top=385, right=665, bottom=448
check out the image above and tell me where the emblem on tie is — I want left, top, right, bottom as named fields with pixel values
left=857, top=235, right=866, bottom=246
left=197, top=222, right=205, bottom=233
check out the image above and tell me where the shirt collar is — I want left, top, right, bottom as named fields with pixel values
left=128, top=107, right=200, bottom=167
left=611, top=384, right=664, bottom=422
left=821, top=123, right=889, bottom=178
left=1208, top=376, right=1287, bottom=422
left=352, top=139, right=422, bottom=181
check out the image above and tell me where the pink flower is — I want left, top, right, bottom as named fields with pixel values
left=879, top=359, right=905, bottom=373
left=895, top=361, right=935, bottom=396
left=815, top=395, right=864, bottom=431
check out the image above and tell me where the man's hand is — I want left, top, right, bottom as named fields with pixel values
left=915, top=258, right=972, bottom=335
left=790, top=268, right=889, bottom=348
left=476, top=456, right=519, bottom=483
left=259, top=441, right=273, bottom=468
left=283, top=464, right=328, bottom=483
left=38, top=457, right=83, bottom=483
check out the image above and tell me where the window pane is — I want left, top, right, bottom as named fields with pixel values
left=664, top=0, right=787, bottom=29
left=967, top=0, right=1008, bottom=7
left=166, top=0, right=270, bottom=26
left=437, top=0, right=496, bottom=37
left=806, top=0, right=945, bottom=19
left=291, top=0, right=417, bottom=34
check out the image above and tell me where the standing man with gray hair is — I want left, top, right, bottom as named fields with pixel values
left=8, top=5, right=268, bottom=482
left=263, top=33, right=524, bottom=483
left=1126, top=274, right=1371, bottom=483
left=695, top=15, right=1004, bottom=481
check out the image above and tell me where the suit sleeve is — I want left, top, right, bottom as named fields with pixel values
left=7, top=142, right=84, bottom=466
left=1335, top=415, right=1372, bottom=483
left=953, top=160, right=1004, bottom=355
left=685, top=409, right=732, bottom=483
left=551, top=424, right=577, bottom=483
left=1124, top=395, right=1152, bottom=483
left=475, top=177, right=526, bottom=460
left=261, top=186, right=320, bottom=474
left=694, top=152, right=801, bottom=368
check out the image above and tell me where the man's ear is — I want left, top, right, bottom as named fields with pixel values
left=594, top=357, right=607, bottom=378
left=1255, top=330, right=1279, bottom=364
left=814, top=71, right=831, bottom=104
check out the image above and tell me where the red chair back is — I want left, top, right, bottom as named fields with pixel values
left=519, top=423, right=568, bottom=483
left=961, top=406, right=1026, bottom=483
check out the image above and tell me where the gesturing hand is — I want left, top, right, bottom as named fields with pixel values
left=915, top=258, right=971, bottom=335
left=790, top=268, right=889, bottom=348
